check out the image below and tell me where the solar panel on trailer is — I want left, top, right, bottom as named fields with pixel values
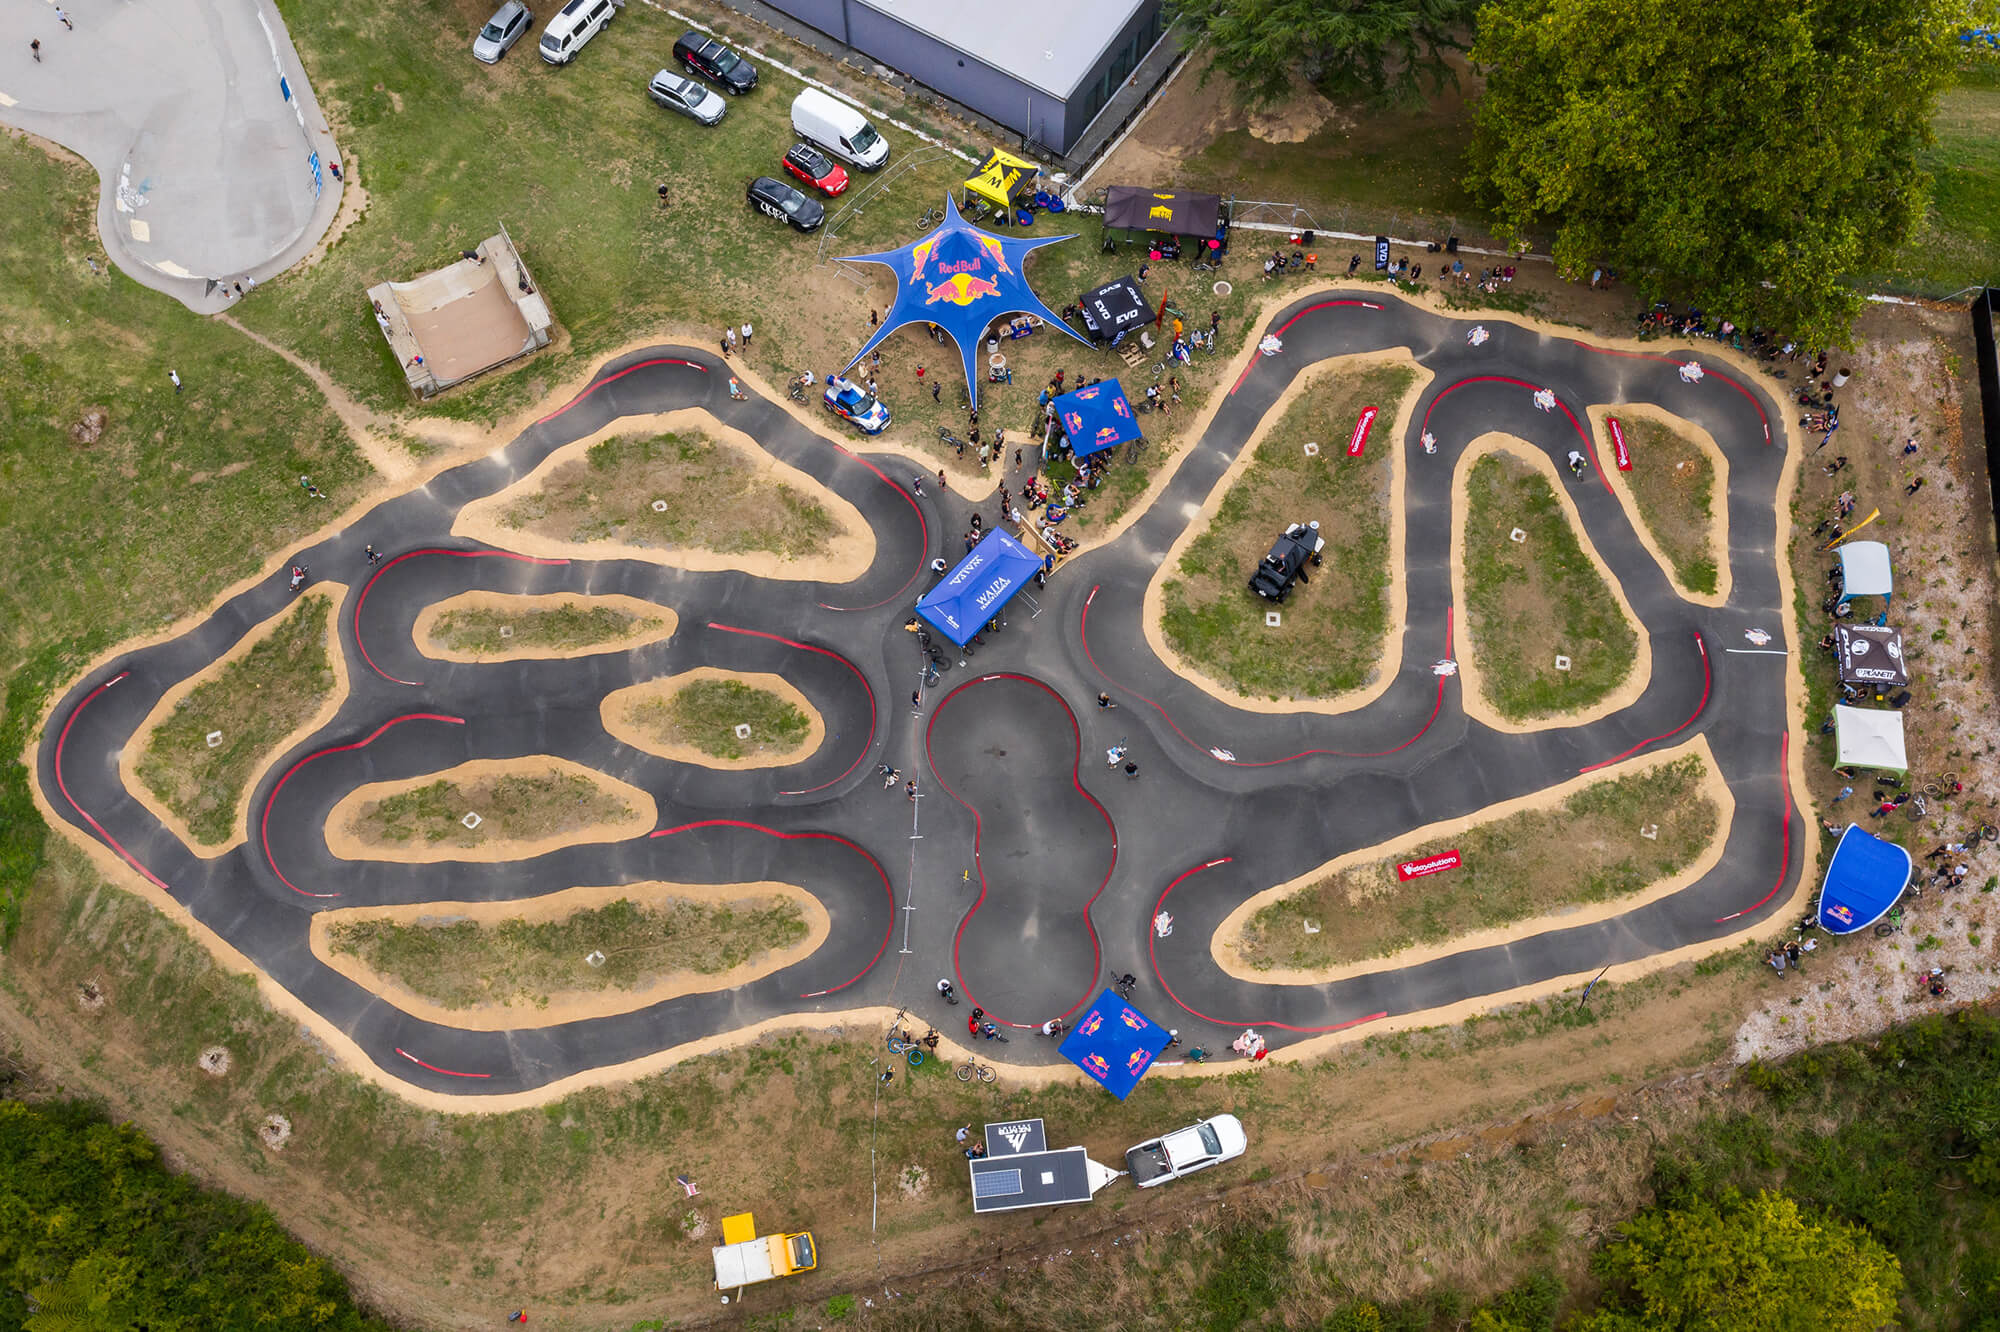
left=971, top=1168, right=1023, bottom=1199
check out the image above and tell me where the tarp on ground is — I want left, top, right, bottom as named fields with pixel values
left=965, top=148, right=1039, bottom=210
left=1053, top=381, right=1141, bottom=458
left=1834, top=704, right=1908, bottom=771
left=1103, top=186, right=1225, bottom=239
left=837, top=196, right=1091, bottom=409
left=1837, top=540, right=1894, bottom=601
left=915, top=529, right=1042, bottom=646
left=1835, top=624, right=1909, bottom=687
left=1057, top=990, right=1172, bottom=1100
left=1076, top=275, right=1149, bottom=343
left=1818, top=823, right=1913, bottom=933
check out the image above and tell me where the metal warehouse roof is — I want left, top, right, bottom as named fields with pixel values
left=856, top=0, right=1149, bottom=98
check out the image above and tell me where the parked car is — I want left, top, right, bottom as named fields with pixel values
left=746, top=176, right=825, bottom=233
left=647, top=71, right=727, bottom=126
left=673, top=31, right=758, bottom=94
left=782, top=143, right=849, bottom=198
left=791, top=87, right=888, bottom=171
left=822, top=374, right=890, bottom=434
left=1247, top=520, right=1326, bottom=601
left=538, top=0, right=612, bottom=65
left=1125, top=1115, right=1247, bottom=1188
left=472, top=0, right=532, bottom=63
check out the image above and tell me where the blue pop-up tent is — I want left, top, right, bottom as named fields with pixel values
left=837, top=196, right=1091, bottom=409
left=1817, top=823, right=1913, bottom=933
left=915, top=529, right=1042, bottom=646
left=1052, top=381, right=1141, bottom=458
left=1057, top=990, right=1172, bottom=1100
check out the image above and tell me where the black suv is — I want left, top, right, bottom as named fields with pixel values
left=1247, top=521, right=1326, bottom=601
left=673, top=31, right=757, bottom=93
left=747, top=177, right=824, bottom=233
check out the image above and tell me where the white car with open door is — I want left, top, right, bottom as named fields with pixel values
left=1124, top=1114, right=1247, bottom=1187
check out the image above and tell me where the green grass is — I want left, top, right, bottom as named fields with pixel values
left=1618, top=416, right=1719, bottom=595
left=326, top=895, right=809, bottom=1010
left=1862, top=61, right=2000, bottom=294
left=640, top=678, right=811, bottom=761
left=132, top=594, right=335, bottom=846
left=1462, top=452, right=1639, bottom=721
left=1240, top=755, right=1719, bottom=970
left=428, top=602, right=657, bottom=655
left=354, top=771, right=630, bottom=848
left=499, top=430, right=835, bottom=559
left=1159, top=363, right=1411, bottom=698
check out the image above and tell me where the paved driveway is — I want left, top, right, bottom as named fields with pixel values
left=0, top=0, right=342, bottom=311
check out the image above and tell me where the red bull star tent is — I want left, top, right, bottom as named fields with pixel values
left=1052, top=381, right=1141, bottom=458
left=838, top=196, right=1090, bottom=408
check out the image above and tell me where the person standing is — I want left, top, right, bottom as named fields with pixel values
left=55, top=7, right=73, bottom=29
left=168, top=369, right=182, bottom=392
left=30, top=38, right=42, bottom=61
left=721, top=327, right=733, bottom=357
left=740, top=320, right=753, bottom=348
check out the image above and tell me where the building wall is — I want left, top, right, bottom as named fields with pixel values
left=1059, top=0, right=1165, bottom=153
left=743, top=0, right=1165, bottom=154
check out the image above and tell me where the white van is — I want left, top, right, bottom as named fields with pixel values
left=791, top=88, right=888, bottom=171
left=538, top=0, right=613, bottom=64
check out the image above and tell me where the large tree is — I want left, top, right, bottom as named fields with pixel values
left=1464, top=0, right=1985, bottom=345
left=1167, top=0, right=1481, bottom=107
left=1571, top=1189, right=1902, bottom=1331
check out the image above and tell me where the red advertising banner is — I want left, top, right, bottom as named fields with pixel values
left=1396, top=849, right=1463, bottom=881
left=1346, top=406, right=1379, bottom=457
left=1607, top=415, right=1632, bottom=471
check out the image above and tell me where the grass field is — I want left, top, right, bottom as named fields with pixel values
left=496, top=429, right=835, bottom=558
left=1159, top=363, right=1410, bottom=699
left=1617, top=416, right=1719, bottom=596
left=1462, top=452, right=1638, bottom=721
left=132, top=594, right=336, bottom=846
left=1237, top=755, right=1719, bottom=971
left=348, top=770, right=630, bottom=849
left=1863, top=61, right=2000, bottom=294
left=325, top=895, right=809, bottom=1011
left=427, top=601, right=658, bottom=656
left=628, top=677, right=811, bottom=761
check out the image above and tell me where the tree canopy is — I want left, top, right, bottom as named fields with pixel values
left=1572, top=1188, right=1902, bottom=1331
left=1465, top=0, right=1985, bottom=346
left=1167, top=0, right=1480, bottom=107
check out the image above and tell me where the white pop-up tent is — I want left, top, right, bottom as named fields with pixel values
left=1834, top=704, right=1908, bottom=771
left=1837, top=541, right=1894, bottom=603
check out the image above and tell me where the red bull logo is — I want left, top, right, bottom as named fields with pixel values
left=1095, top=426, right=1119, bottom=445
left=1119, top=1007, right=1148, bottom=1030
left=1113, top=398, right=1132, bottom=419
left=907, top=237, right=937, bottom=283
left=1126, top=1050, right=1152, bottom=1074
left=1082, top=1053, right=1110, bottom=1077
left=977, top=234, right=1012, bottom=275
left=1078, top=1010, right=1104, bottom=1037
left=1063, top=411, right=1083, bottom=431
left=925, top=273, right=1002, bottom=306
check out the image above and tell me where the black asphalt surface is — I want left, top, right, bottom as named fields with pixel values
left=37, top=298, right=1801, bottom=1096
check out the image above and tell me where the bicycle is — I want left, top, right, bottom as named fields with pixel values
left=954, top=1056, right=996, bottom=1084
left=886, top=1030, right=926, bottom=1068
left=787, top=374, right=812, bottom=403
left=1874, top=906, right=1905, bottom=937
left=915, top=206, right=943, bottom=231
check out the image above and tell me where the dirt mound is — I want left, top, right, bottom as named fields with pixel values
left=258, top=1113, right=293, bottom=1151
left=898, top=1164, right=930, bottom=1200
left=197, top=1046, right=232, bottom=1077
left=68, top=407, right=109, bottom=446
left=75, top=979, right=107, bottom=1012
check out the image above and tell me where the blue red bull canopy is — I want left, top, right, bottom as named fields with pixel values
left=915, top=529, right=1043, bottom=646
left=1057, top=990, right=1172, bottom=1100
left=838, top=196, right=1091, bottom=408
left=1052, top=381, right=1141, bottom=458
left=1817, top=823, right=1913, bottom=934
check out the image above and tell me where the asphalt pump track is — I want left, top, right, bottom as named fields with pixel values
left=37, top=294, right=1803, bottom=1099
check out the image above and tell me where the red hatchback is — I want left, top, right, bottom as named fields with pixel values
left=783, top=142, right=849, bottom=197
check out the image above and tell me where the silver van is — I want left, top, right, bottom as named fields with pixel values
left=539, top=0, right=613, bottom=65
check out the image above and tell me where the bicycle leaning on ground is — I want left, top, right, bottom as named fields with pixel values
left=954, top=1055, right=996, bottom=1084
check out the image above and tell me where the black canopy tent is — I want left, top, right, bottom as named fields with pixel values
left=1834, top=623, right=1910, bottom=688
left=1103, top=186, right=1225, bottom=239
left=1076, top=275, right=1149, bottom=342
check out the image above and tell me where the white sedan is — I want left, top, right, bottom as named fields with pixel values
left=1124, top=1114, right=1247, bottom=1187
